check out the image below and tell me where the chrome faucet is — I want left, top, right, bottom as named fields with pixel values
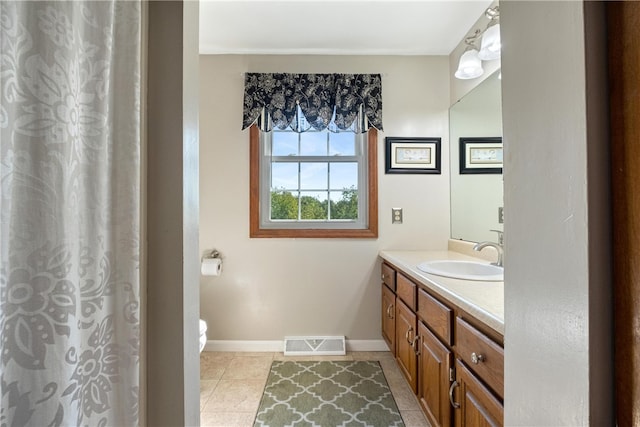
left=473, top=241, right=504, bottom=267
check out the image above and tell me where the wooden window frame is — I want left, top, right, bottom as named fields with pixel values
left=249, top=125, right=378, bottom=238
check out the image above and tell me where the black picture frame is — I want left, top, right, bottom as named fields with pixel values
left=384, top=137, right=441, bottom=174
left=459, top=137, right=503, bottom=174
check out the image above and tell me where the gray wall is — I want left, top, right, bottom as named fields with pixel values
left=146, top=2, right=200, bottom=425
left=501, top=1, right=613, bottom=424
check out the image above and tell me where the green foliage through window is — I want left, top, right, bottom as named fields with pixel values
left=271, top=187, right=358, bottom=221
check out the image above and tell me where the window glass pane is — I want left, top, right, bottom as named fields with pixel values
left=329, top=162, right=358, bottom=190
left=300, top=162, right=328, bottom=190
left=329, top=132, right=356, bottom=156
left=272, top=162, right=299, bottom=190
left=300, top=191, right=328, bottom=220
left=300, top=131, right=328, bottom=156
left=271, top=190, right=299, bottom=220
left=330, top=190, right=358, bottom=220
left=272, top=131, right=298, bottom=156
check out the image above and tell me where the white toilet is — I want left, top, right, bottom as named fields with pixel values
left=199, top=319, right=208, bottom=353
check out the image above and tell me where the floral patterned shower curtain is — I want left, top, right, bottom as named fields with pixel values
left=1, top=1, right=142, bottom=425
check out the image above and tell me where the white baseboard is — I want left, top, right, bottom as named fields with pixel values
left=203, top=339, right=389, bottom=353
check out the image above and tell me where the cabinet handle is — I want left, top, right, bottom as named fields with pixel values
left=412, top=335, right=421, bottom=356
left=449, top=380, right=460, bottom=409
left=405, top=326, right=414, bottom=344
left=386, top=304, right=394, bottom=319
left=381, top=274, right=386, bottom=281
left=471, top=352, right=485, bottom=364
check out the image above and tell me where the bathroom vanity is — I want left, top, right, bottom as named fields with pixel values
left=379, top=250, right=504, bottom=427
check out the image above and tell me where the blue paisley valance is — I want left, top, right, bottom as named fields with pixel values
left=242, top=73, right=383, bottom=133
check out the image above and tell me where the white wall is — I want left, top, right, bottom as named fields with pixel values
left=501, top=1, right=613, bottom=424
left=199, top=55, right=450, bottom=345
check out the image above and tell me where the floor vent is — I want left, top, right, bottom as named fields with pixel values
left=283, top=336, right=346, bottom=356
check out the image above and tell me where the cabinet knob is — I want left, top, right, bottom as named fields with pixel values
left=471, top=352, right=485, bottom=364
left=381, top=274, right=386, bottom=281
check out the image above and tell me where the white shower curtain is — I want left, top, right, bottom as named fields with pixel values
left=1, top=1, right=142, bottom=425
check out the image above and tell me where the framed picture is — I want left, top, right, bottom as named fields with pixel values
left=385, top=137, right=441, bottom=174
left=459, top=137, right=503, bottom=174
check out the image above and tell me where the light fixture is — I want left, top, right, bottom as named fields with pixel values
left=454, top=6, right=500, bottom=80
left=478, top=7, right=501, bottom=61
left=455, top=46, right=483, bottom=80
left=455, top=30, right=483, bottom=80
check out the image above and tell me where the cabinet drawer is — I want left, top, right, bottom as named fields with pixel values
left=396, top=273, right=416, bottom=310
left=455, top=317, right=504, bottom=398
left=381, top=263, right=396, bottom=291
left=417, top=289, right=453, bottom=345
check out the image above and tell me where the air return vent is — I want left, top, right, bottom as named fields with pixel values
left=283, top=336, right=346, bottom=356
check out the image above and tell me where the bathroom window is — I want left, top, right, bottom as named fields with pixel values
left=249, top=125, right=378, bottom=238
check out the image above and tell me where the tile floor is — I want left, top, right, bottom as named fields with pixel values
left=200, top=351, right=430, bottom=427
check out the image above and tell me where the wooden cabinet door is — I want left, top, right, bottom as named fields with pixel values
left=382, top=284, right=396, bottom=355
left=418, top=322, right=453, bottom=427
left=454, top=360, right=503, bottom=427
left=396, top=298, right=418, bottom=392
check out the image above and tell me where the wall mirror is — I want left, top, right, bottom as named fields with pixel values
left=450, top=70, right=503, bottom=243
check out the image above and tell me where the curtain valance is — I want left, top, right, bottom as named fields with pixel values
left=242, top=73, right=383, bottom=133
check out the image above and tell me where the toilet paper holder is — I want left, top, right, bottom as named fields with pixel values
left=201, top=249, right=222, bottom=276
left=203, top=249, right=221, bottom=260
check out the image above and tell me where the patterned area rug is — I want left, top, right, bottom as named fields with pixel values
left=253, top=360, right=405, bottom=427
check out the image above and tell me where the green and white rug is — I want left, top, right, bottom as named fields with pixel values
left=253, top=360, right=405, bottom=427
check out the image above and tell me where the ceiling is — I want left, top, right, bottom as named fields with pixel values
left=199, top=1, right=494, bottom=56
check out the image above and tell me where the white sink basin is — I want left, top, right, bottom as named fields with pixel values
left=417, top=260, right=503, bottom=281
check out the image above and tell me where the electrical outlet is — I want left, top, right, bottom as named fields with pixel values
left=498, top=207, right=504, bottom=224
left=392, top=208, right=403, bottom=224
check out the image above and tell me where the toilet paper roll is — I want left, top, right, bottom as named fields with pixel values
left=201, top=258, right=222, bottom=276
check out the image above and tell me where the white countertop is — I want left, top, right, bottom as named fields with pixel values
left=379, top=250, right=504, bottom=335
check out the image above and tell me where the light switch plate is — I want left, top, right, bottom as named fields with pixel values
left=392, top=208, right=403, bottom=224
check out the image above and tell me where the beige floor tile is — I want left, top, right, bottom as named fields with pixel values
left=390, top=381, right=422, bottom=411
left=201, top=379, right=218, bottom=393
left=272, top=353, right=327, bottom=361
left=202, top=351, right=237, bottom=358
left=200, top=411, right=256, bottom=427
left=200, top=352, right=235, bottom=380
left=401, top=409, right=431, bottom=427
left=351, top=351, right=394, bottom=361
left=202, top=379, right=266, bottom=413
left=380, top=359, right=407, bottom=387
left=200, top=380, right=218, bottom=410
left=221, top=356, right=273, bottom=380
left=233, top=351, right=275, bottom=358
